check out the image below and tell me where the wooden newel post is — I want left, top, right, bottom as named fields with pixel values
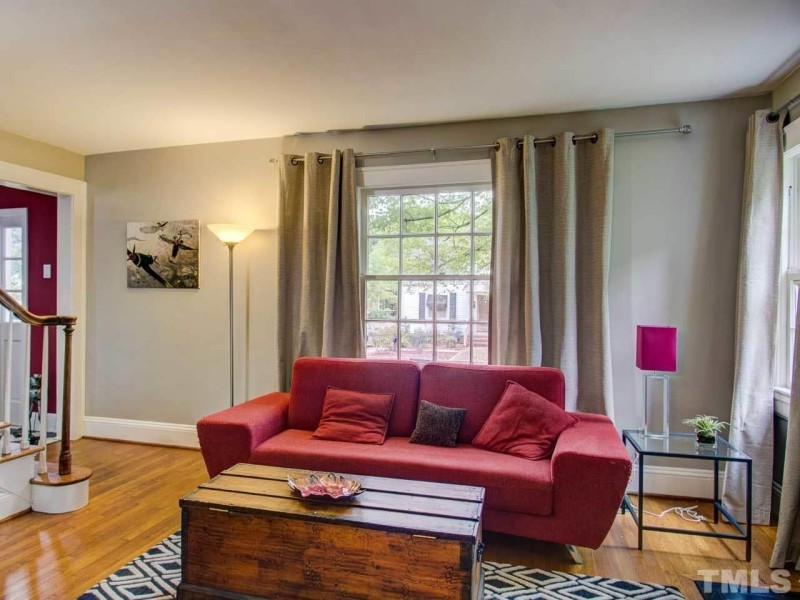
left=59, top=323, right=75, bottom=476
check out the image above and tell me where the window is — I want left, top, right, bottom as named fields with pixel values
left=361, top=182, right=492, bottom=364
left=3, top=227, right=24, bottom=304
left=778, top=142, right=800, bottom=390
left=0, top=208, right=27, bottom=315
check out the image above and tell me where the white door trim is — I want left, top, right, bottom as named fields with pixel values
left=0, top=160, right=86, bottom=439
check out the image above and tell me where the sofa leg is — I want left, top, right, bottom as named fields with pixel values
left=565, top=544, right=584, bottom=564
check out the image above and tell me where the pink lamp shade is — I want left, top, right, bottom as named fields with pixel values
left=636, top=326, right=677, bottom=372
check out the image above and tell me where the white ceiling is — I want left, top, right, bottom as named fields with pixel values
left=1, top=0, right=799, bottom=155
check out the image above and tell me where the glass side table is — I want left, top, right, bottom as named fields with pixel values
left=621, top=430, right=752, bottom=561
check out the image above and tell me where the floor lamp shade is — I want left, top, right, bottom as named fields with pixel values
left=636, top=326, right=677, bottom=372
left=636, top=325, right=677, bottom=439
left=207, top=223, right=254, bottom=246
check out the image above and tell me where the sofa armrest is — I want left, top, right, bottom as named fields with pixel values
left=197, top=392, right=290, bottom=477
left=550, top=413, right=632, bottom=548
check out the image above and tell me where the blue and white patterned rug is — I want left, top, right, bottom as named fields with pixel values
left=78, top=532, right=684, bottom=600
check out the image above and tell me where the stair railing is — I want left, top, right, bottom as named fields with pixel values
left=0, top=288, right=76, bottom=476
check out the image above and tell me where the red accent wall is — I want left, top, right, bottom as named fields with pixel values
left=0, top=186, right=58, bottom=412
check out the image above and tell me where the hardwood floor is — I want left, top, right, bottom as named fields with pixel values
left=1, top=439, right=207, bottom=600
left=0, top=438, right=795, bottom=599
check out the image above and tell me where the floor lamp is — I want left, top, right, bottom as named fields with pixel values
left=208, top=224, right=254, bottom=407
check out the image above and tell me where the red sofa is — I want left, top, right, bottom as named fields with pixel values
left=197, top=358, right=631, bottom=549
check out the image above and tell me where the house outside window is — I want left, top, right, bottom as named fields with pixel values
left=359, top=161, right=492, bottom=365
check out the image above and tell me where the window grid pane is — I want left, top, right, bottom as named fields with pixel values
left=4, top=258, right=22, bottom=291
left=364, top=184, right=491, bottom=365
left=4, top=227, right=22, bottom=258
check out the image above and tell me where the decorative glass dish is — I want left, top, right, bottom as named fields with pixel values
left=287, top=472, right=364, bottom=499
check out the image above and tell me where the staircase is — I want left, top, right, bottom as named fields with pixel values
left=0, top=288, right=90, bottom=521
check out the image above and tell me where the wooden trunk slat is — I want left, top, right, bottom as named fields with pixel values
left=179, top=464, right=484, bottom=600
left=226, top=463, right=485, bottom=502
left=181, top=487, right=478, bottom=540
left=202, top=474, right=483, bottom=521
left=180, top=505, right=479, bottom=600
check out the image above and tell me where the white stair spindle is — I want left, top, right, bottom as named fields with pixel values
left=38, top=327, right=48, bottom=474
left=20, top=323, right=31, bottom=451
left=2, top=309, right=12, bottom=455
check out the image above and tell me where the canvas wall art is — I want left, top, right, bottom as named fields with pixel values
left=126, top=220, right=199, bottom=288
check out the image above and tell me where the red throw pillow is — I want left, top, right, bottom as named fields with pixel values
left=472, top=380, right=577, bottom=460
left=311, top=387, right=395, bottom=444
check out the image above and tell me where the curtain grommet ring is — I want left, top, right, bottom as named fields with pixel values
left=290, top=156, right=300, bottom=167
left=572, top=136, right=577, bottom=146
left=317, top=155, right=324, bottom=165
left=551, top=139, right=556, bottom=148
left=591, top=133, right=599, bottom=144
left=494, top=142, right=501, bottom=152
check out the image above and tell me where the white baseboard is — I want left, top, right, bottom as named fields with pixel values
left=83, top=416, right=199, bottom=448
left=627, top=465, right=716, bottom=499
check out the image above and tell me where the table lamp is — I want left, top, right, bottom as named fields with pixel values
left=636, top=325, right=677, bottom=438
left=208, top=224, right=254, bottom=407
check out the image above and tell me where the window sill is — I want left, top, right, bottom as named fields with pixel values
left=774, top=387, right=791, bottom=420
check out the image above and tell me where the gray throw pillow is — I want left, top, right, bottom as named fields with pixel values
left=409, top=400, right=467, bottom=447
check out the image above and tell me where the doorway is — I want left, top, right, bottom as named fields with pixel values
left=0, top=176, right=78, bottom=444
left=0, top=160, right=86, bottom=442
left=0, top=184, right=63, bottom=445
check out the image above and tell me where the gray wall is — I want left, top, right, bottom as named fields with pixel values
left=86, top=94, right=769, bottom=429
left=86, top=138, right=281, bottom=423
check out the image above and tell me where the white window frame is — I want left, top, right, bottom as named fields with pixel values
left=777, top=136, right=800, bottom=400
left=0, top=207, right=28, bottom=311
left=357, top=160, right=492, bottom=364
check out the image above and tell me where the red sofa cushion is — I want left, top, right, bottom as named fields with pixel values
left=288, top=358, right=420, bottom=436
left=472, top=381, right=578, bottom=460
left=312, top=387, right=395, bottom=444
left=419, top=363, right=566, bottom=443
left=249, top=429, right=553, bottom=516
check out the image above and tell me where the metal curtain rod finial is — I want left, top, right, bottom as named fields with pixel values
left=271, top=124, right=692, bottom=165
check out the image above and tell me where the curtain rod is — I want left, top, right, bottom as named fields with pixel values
left=767, top=91, right=800, bottom=123
left=270, top=124, right=692, bottom=165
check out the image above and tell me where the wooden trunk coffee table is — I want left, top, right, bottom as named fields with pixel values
left=178, top=463, right=485, bottom=600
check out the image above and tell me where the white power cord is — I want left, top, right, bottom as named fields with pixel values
left=643, top=505, right=709, bottom=522
left=628, top=449, right=709, bottom=523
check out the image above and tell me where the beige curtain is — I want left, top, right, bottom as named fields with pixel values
left=724, top=110, right=783, bottom=526
left=278, top=150, right=364, bottom=391
left=489, top=130, right=614, bottom=416
left=772, top=301, right=800, bottom=567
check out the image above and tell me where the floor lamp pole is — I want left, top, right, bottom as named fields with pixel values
left=226, top=242, right=236, bottom=408
left=207, top=223, right=254, bottom=410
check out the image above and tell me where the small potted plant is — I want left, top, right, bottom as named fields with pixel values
left=682, top=414, right=727, bottom=447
